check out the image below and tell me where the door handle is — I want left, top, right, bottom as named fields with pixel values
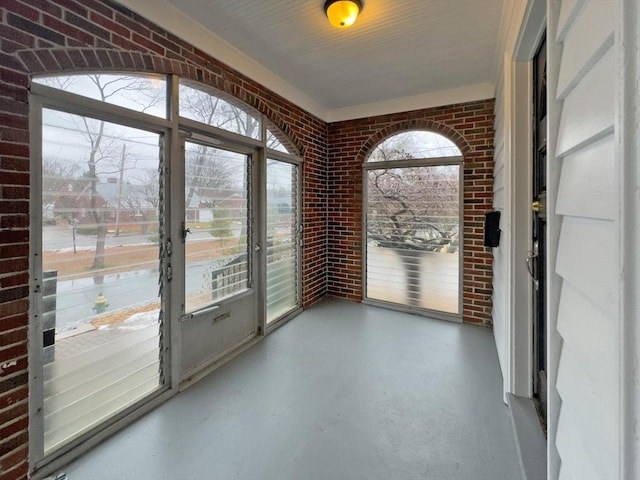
left=181, top=222, right=192, bottom=241
left=532, top=195, right=546, bottom=217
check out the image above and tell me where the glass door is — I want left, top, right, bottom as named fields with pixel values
left=265, top=158, right=300, bottom=324
left=180, top=139, right=257, bottom=373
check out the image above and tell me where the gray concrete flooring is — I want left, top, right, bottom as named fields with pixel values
left=507, top=394, right=547, bottom=480
left=60, top=297, right=522, bottom=480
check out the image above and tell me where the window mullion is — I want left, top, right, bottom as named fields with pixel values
left=167, top=75, right=184, bottom=388
left=179, top=117, right=264, bottom=150
left=29, top=94, right=46, bottom=468
left=364, top=156, right=463, bottom=170
left=31, top=83, right=171, bottom=133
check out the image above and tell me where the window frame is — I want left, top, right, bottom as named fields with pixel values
left=262, top=151, right=304, bottom=331
left=179, top=135, right=257, bottom=318
left=362, top=132, right=464, bottom=322
left=28, top=74, right=303, bottom=477
left=29, top=83, right=174, bottom=473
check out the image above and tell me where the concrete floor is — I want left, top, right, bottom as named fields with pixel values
left=60, top=297, right=522, bottom=480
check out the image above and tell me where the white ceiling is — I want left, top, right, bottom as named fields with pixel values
left=117, top=0, right=507, bottom=121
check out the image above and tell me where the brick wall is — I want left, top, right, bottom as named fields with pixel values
left=327, top=100, right=495, bottom=325
left=0, top=1, right=327, bottom=477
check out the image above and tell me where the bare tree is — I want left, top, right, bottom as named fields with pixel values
left=180, top=85, right=260, bottom=137
left=40, top=74, right=162, bottom=269
left=42, top=156, right=82, bottom=222
left=118, top=186, right=147, bottom=235
left=180, top=86, right=246, bottom=211
left=367, top=165, right=459, bottom=252
left=138, top=168, right=160, bottom=211
left=185, top=144, right=235, bottom=211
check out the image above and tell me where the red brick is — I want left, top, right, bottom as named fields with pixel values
left=81, top=48, right=101, bottom=68
left=132, top=32, right=164, bottom=55
left=0, top=386, right=28, bottom=412
left=3, top=0, right=40, bottom=22
left=0, top=355, right=27, bottom=379
left=79, top=0, right=113, bottom=18
left=0, top=444, right=27, bottom=477
left=0, top=342, right=27, bottom=364
left=0, top=24, right=36, bottom=51
left=0, top=415, right=28, bottom=441
left=26, top=0, right=63, bottom=18
left=114, top=12, right=151, bottom=38
left=0, top=299, right=28, bottom=319
left=43, top=14, right=94, bottom=46
left=0, top=327, right=27, bottom=349
left=0, top=458, right=28, bottom=480
left=90, top=11, right=130, bottom=38
left=7, top=13, right=64, bottom=46
left=0, top=399, right=27, bottom=428
left=110, top=32, right=140, bottom=52
left=0, top=244, right=28, bottom=261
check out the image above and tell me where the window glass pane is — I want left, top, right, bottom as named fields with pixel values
left=41, top=109, right=162, bottom=453
left=366, top=165, right=460, bottom=314
left=368, top=130, right=461, bottom=162
left=185, top=143, right=250, bottom=312
left=179, top=81, right=261, bottom=139
left=266, top=160, right=298, bottom=323
left=34, top=74, right=167, bottom=118
left=266, top=129, right=290, bottom=153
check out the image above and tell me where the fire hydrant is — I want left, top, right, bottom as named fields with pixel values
left=94, top=293, right=109, bottom=314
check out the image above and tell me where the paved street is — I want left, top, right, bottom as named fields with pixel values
left=43, top=224, right=212, bottom=251
left=43, top=224, right=219, bottom=332
left=55, top=268, right=160, bottom=331
left=53, top=263, right=215, bottom=332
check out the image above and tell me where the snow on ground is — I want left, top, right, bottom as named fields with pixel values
left=98, top=309, right=160, bottom=331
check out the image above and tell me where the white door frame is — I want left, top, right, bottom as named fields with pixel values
left=504, top=0, right=546, bottom=399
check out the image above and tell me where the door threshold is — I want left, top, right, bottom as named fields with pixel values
left=507, top=393, right=547, bottom=480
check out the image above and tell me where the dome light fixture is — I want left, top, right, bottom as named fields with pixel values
left=324, top=0, right=363, bottom=29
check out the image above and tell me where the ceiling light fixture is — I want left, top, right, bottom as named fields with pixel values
left=324, top=0, right=363, bottom=29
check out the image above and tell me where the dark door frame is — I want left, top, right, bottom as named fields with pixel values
left=530, top=34, right=548, bottom=426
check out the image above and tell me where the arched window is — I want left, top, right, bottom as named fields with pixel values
left=367, top=130, right=461, bottom=162
left=179, top=80, right=262, bottom=139
left=363, top=130, right=463, bottom=320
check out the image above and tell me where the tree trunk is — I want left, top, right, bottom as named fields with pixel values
left=115, top=144, right=126, bottom=236
left=398, top=248, right=422, bottom=307
left=92, top=224, right=107, bottom=269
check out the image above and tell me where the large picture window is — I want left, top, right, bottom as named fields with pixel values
left=364, top=131, right=463, bottom=319
left=40, top=107, right=164, bottom=453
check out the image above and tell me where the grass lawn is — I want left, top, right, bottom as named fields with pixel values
left=43, top=238, right=235, bottom=279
